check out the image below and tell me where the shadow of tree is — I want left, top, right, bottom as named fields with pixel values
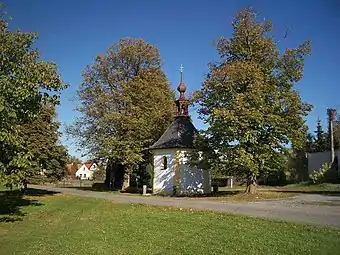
left=66, top=185, right=153, bottom=194
left=173, top=190, right=241, bottom=198
left=0, top=188, right=58, bottom=223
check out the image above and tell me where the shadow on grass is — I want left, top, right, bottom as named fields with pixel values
left=67, top=186, right=153, bottom=194
left=0, top=188, right=58, bottom=223
left=63, top=183, right=152, bottom=195
left=172, top=189, right=340, bottom=198
left=147, top=190, right=242, bottom=198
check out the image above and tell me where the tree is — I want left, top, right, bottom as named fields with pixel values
left=313, top=118, right=328, bottom=152
left=19, top=104, right=68, bottom=182
left=68, top=155, right=82, bottom=164
left=195, top=8, right=312, bottom=193
left=68, top=38, right=174, bottom=189
left=0, top=6, right=67, bottom=188
left=92, top=166, right=106, bottom=181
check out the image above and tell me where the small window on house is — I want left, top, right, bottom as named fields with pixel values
left=84, top=174, right=86, bottom=178
left=80, top=174, right=82, bottom=178
left=162, top=156, right=168, bottom=170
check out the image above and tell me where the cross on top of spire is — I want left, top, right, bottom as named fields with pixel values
left=175, top=65, right=189, bottom=117
left=177, top=64, right=186, bottom=97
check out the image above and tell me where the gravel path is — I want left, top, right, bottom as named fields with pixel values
left=29, top=185, right=340, bottom=228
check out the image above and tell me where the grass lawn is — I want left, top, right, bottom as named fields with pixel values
left=1, top=189, right=340, bottom=255
left=187, top=190, right=297, bottom=202
left=218, top=183, right=340, bottom=194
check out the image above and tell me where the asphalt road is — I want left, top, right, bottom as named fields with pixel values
left=29, top=185, right=340, bottom=228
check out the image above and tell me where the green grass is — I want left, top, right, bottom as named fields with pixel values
left=188, top=191, right=297, bottom=202
left=1, top=189, right=340, bottom=255
left=219, top=183, right=340, bottom=193
left=283, top=183, right=340, bottom=191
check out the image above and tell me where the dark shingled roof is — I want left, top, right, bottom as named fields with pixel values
left=150, top=116, right=197, bottom=150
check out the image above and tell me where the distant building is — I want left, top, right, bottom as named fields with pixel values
left=75, top=162, right=98, bottom=180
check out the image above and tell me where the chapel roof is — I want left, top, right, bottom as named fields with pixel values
left=150, top=116, right=197, bottom=150
left=150, top=65, right=197, bottom=150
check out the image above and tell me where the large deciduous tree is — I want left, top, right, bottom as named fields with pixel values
left=19, top=104, right=68, bottom=182
left=69, top=38, right=175, bottom=189
left=195, top=8, right=312, bottom=193
left=0, top=6, right=67, bottom=187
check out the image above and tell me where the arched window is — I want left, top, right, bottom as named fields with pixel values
left=162, top=156, right=168, bottom=170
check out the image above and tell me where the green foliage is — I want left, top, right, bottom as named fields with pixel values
left=313, top=118, right=328, bottom=152
left=92, top=165, right=106, bottom=181
left=68, top=38, right=174, bottom=174
left=0, top=7, right=67, bottom=187
left=195, top=8, right=312, bottom=191
left=68, top=155, right=82, bottom=164
left=19, top=104, right=68, bottom=183
left=309, top=162, right=331, bottom=184
left=306, top=116, right=340, bottom=154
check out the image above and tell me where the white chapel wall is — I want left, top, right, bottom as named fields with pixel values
left=153, top=149, right=175, bottom=195
left=178, top=150, right=211, bottom=194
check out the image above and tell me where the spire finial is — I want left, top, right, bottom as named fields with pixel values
left=180, top=64, right=184, bottom=83
left=177, top=64, right=186, bottom=97
left=175, top=65, right=188, bottom=116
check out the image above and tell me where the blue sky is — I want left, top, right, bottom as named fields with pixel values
left=6, top=0, right=340, bottom=159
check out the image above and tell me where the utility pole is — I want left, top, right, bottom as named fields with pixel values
left=327, top=108, right=336, bottom=163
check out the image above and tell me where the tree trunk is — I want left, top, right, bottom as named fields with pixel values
left=21, top=179, right=28, bottom=194
left=122, top=172, right=130, bottom=191
left=245, top=174, right=257, bottom=194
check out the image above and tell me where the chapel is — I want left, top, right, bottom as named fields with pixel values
left=150, top=66, right=211, bottom=195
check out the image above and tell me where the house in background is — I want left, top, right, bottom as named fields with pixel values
left=75, top=162, right=98, bottom=180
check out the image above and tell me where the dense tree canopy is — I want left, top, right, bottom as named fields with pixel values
left=67, top=155, right=82, bottom=164
left=0, top=6, right=67, bottom=187
left=195, top=8, right=312, bottom=193
left=19, top=104, right=68, bottom=182
left=69, top=38, right=175, bottom=186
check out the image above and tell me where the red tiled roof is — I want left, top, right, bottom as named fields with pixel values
left=85, top=163, right=92, bottom=169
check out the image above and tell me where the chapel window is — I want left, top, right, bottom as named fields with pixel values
left=162, top=156, right=168, bottom=170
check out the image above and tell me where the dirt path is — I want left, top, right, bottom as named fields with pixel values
left=29, top=185, right=340, bottom=228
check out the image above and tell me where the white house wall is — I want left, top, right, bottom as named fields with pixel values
left=153, top=149, right=175, bottom=195
left=89, top=163, right=98, bottom=171
left=75, top=165, right=94, bottom=180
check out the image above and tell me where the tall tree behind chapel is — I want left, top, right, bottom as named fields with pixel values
left=195, top=8, right=312, bottom=193
left=69, top=38, right=175, bottom=189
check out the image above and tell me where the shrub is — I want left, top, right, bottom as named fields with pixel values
left=309, top=163, right=331, bottom=184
